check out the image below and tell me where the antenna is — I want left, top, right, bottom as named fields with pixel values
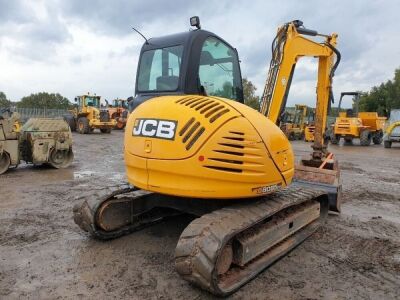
left=132, top=26, right=149, bottom=44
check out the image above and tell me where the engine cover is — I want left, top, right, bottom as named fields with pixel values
left=124, top=95, right=294, bottom=199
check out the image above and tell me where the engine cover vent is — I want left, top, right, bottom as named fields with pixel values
left=203, top=130, right=266, bottom=174
left=176, top=96, right=230, bottom=123
left=179, top=117, right=206, bottom=150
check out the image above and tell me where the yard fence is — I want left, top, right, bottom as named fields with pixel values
left=0, top=107, right=70, bottom=123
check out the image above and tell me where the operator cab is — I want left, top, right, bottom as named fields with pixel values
left=130, top=17, right=244, bottom=111
left=75, top=95, right=101, bottom=108
left=112, top=99, right=128, bottom=109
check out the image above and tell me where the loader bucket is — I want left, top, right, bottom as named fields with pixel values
left=293, top=156, right=341, bottom=213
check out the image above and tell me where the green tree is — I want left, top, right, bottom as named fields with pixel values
left=214, top=81, right=234, bottom=99
left=243, top=78, right=260, bottom=110
left=359, top=68, right=400, bottom=116
left=17, top=92, right=71, bottom=109
left=0, top=91, right=11, bottom=108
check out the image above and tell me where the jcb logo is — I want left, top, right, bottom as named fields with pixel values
left=133, top=118, right=177, bottom=140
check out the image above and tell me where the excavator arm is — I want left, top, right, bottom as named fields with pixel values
left=260, top=20, right=341, bottom=213
left=260, top=20, right=340, bottom=160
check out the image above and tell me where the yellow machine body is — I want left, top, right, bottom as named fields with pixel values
left=332, top=115, right=364, bottom=136
left=383, top=109, right=400, bottom=148
left=332, top=92, right=386, bottom=142
left=73, top=20, right=342, bottom=296
left=124, top=95, right=294, bottom=199
left=358, top=112, right=386, bottom=131
left=71, top=95, right=116, bottom=130
left=304, top=125, right=315, bottom=142
left=333, top=113, right=385, bottom=135
left=281, top=104, right=314, bottom=140
left=107, top=99, right=129, bottom=129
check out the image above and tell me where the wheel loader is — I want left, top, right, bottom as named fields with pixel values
left=105, top=98, right=129, bottom=129
left=64, top=94, right=116, bottom=134
left=281, top=104, right=314, bottom=140
left=383, top=109, right=400, bottom=148
left=330, top=92, right=386, bottom=146
left=0, top=109, right=73, bottom=175
left=74, top=18, right=341, bottom=296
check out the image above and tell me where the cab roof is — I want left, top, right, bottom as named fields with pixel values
left=141, top=29, right=234, bottom=52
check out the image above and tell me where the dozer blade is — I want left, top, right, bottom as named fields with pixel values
left=175, top=186, right=330, bottom=296
left=293, top=155, right=341, bottom=213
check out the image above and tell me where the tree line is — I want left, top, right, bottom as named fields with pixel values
left=0, top=92, right=71, bottom=109
left=0, top=79, right=261, bottom=111
left=358, top=68, right=400, bottom=117
left=1, top=68, right=399, bottom=114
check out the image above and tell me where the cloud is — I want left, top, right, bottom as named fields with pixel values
left=0, top=1, right=71, bottom=62
left=59, top=0, right=203, bottom=36
left=0, top=0, right=399, bottom=107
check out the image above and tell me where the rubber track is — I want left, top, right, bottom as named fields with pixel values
left=73, top=184, right=162, bottom=240
left=174, top=186, right=328, bottom=296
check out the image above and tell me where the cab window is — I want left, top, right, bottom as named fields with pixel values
left=138, top=45, right=183, bottom=92
left=198, top=37, right=243, bottom=101
left=85, top=96, right=99, bottom=107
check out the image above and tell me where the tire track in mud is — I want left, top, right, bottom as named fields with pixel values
left=2, top=135, right=400, bottom=299
left=305, top=225, right=400, bottom=297
left=340, top=161, right=366, bottom=174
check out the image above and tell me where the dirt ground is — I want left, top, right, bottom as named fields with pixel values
left=1, top=130, right=399, bottom=299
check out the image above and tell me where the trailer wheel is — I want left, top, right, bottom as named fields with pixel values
left=360, top=130, right=371, bottom=146
left=300, top=132, right=305, bottom=141
left=288, top=132, right=295, bottom=141
left=100, top=128, right=112, bottom=134
left=0, top=152, right=11, bottom=175
left=372, top=131, right=383, bottom=145
left=384, top=141, right=392, bottom=148
left=330, top=133, right=339, bottom=145
left=77, top=117, right=90, bottom=134
left=344, top=137, right=353, bottom=144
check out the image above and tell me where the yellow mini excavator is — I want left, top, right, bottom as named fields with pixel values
left=74, top=18, right=341, bottom=296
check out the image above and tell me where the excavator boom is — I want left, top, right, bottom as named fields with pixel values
left=259, top=21, right=342, bottom=212
left=260, top=20, right=340, bottom=159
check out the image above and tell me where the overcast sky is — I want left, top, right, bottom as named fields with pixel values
left=1, top=0, right=399, bottom=108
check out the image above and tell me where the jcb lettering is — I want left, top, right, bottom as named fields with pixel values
left=133, top=118, right=177, bottom=140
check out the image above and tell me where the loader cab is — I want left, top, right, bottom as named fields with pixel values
left=84, top=96, right=101, bottom=108
left=75, top=95, right=101, bottom=109
left=112, top=99, right=128, bottom=109
left=131, top=21, right=244, bottom=111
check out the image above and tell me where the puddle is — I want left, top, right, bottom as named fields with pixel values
left=110, top=173, right=125, bottom=182
left=2, top=167, right=74, bottom=184
left=74, top=171, right=97, bottom=179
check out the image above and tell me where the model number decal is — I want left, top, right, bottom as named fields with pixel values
left=133, top=118, right=177, bottom=140
left=252, top=184, right=281, bottom=194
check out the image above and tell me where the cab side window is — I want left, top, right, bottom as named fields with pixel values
left=138, top=45, right=184, bottom=92
left=198, top=37, right=243, bottom=101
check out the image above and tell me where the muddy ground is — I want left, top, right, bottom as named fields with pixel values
left=1, top=130, right=399, bottom=299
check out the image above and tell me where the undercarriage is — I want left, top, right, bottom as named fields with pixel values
left=73, top=185, right=330, bottom=296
